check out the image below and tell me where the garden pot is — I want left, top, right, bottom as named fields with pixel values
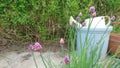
left=115, top=22, right=120, bottom=25
left=108, top=33, right=120, bottom=55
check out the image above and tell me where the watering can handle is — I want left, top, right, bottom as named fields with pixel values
left=105, top=16, right=111, bottom=26
left=70, top=16, right=82, bottom=27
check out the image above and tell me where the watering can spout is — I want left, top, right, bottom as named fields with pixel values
left=70, top=16, right=77, bottom=24
left=69, top=16, right=82, bottom=27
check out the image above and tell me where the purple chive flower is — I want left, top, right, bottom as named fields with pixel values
left=33, top=42, right=42, bottom=51
left=60, top=38, right=64, bottom=46
left=28, top=44, right=34, bottom=50
left=78, top=12, right=82, bottom=17
left=82, top=21, right=86, bottom=26
left=76, top=16, right=80, bottom=22
left=89, top=6, right=95, bottom=13
left=64, top=56, right=70, bottom=64
left=92, top=12, right=96, bottom=17
left=111, top=16, right=115, bottom=22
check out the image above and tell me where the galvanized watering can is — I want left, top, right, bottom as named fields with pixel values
left=70, top=16, right=111, bottom=28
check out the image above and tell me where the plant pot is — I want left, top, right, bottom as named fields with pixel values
left=108, top=33, right=120, bottom=54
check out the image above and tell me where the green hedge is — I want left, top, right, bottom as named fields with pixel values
left=0, top=0, right=120, bottom=42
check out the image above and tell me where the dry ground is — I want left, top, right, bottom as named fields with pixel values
left=0, top=40, right=67, bottom=68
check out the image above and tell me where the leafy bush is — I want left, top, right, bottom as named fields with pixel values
left=0, top=0, right=120, bottom=42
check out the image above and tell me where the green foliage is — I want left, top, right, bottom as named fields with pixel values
left=112, top=24, right=120, bottom=33
left=0, top=0, right=120, bottom=42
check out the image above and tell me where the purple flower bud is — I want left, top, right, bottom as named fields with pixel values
left=64, top=56, right=70, bottom=64
left=33, top=42, right=42, bottom=51
left=82, top=21, right=86, bottom=26
left=76, top=16, right=80, bottom=22
left=78, top=12, right=82, bottom=17
left=111, top=16, right=115, bottom=22
left=89, top=6, right=95, bottom=13
left=28, top=44, right=34, bottom=50
left=92, top=12, right=96, bottom=17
